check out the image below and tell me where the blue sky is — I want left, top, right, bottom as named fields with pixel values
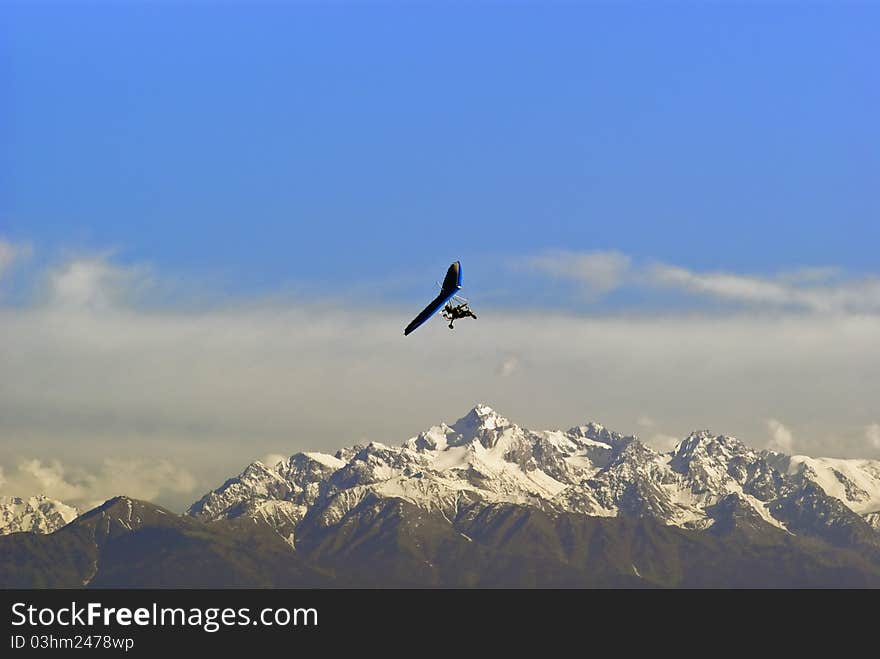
left=2, top=2, right=878, bottom=300
left=2, top=2, right=880, bottom=510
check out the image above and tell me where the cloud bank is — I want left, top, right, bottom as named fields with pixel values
left=2, top=243, right=880, bottom=510
left=0, top=458, right=197, bottom=511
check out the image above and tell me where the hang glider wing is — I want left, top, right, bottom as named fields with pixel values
left=404, top=261, right=462, bottom=336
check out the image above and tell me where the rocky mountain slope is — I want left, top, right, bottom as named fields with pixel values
left=0, top=496, right=332, bottom=587
left=4, top=492, right=878, bottom=588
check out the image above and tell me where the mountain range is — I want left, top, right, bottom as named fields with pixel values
left=3, top=404, right=880, bottom=587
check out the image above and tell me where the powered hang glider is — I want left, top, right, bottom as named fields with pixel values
left=404, top=261, right=477, bottom=336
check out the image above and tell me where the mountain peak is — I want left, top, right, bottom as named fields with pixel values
left=82, top=496, right=150, bottom=519
left=452, top=403, right=510, bottom=432
left=677, top=430, right=751, bottom=451
left=568, top=421, right=607, bottom=436
left=671, top=431, right=756, bottom=476
left=673, top=430, right=716, bottom=453
left=443, top=403, right=514, bottom=448
left=73, top=497, right=182, bottom=543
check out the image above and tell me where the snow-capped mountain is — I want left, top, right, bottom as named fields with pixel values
left=0, top=496, right=79, bottom=535
left=188, top=404, right=880, bottom=550
left=765, top=454, right=880, bottom=514
left=187, top=453, right=345, bottom=547
left=4, top=407, right=880, bottom=588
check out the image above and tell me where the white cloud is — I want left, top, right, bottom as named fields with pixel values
left=651, top=265, right=794, bottom=306
left=766, top=419, right=795, bottom=454
left=46, top=255, right=154, bottom=310
left=0, top=242, right=15, bottom=277
left=644, top=434, right=680, bottom=452
left=649, top=263, right=880, bottom=314
left=16, top=459, right=88, bottom=502
left=777, top=267, right=842, bottom=285
left=261, top=454, right=286, bottom=469
left=636, top=416, right=656, bottom=428
left=497, top=355, right=520, bottom=377
left=519, top=248, right=880, bottom=315
left=1, top=457, right=197, bottom=511
left=522, top=250, right=631, bottom=298
left=867, top=424, right=880, bottom=450
left=0, top=239, right=32, bottom=280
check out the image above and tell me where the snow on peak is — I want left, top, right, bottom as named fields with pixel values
left=0, top=495, right=79, bottom=535
left=453, top=403, right=511, bottom=432
left=566, top=421, right=625, bottom=449
left=406, top=404, right=519, bottom=451
left=436, top=403, right=515, bottom=450
left=301, top=452, right=346, bottom=469
left=676, top=430, right=715, bottom=449
left=769, top=454, right=880, bottom=514
left=671, top=431, right=751, bottom=459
